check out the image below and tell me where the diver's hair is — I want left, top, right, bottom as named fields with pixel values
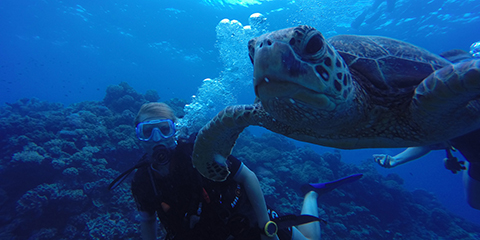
left=134, top=102, right=177, bottom=127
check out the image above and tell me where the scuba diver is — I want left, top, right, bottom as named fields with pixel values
left=109, top=102, right=363, bottom=240
left=373, top=130, right=480, bottom=210
left=373, top=42, right=480, bottom=210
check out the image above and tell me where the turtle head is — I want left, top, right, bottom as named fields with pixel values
left=248, top=25, right=353, bottom=121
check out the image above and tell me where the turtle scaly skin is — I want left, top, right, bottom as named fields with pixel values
left=193, top=25, right=480, bottom=181
left=193, top=104, right=262, bottom=181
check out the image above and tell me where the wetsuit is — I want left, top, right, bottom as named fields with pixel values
left=131, top=137, right=292, bottom=240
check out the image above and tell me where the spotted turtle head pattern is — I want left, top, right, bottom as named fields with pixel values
left=248, top=26, right=353, bottom=126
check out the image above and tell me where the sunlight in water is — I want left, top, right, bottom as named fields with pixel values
left=201, top=0, right=269, bottom=7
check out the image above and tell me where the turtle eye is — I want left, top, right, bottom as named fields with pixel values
left=305, top=34, right=323, bottom=54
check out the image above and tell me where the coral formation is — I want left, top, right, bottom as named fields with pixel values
left=0, top=83, right=479, bottom=239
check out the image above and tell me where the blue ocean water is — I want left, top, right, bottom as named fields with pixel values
left=1, top=0, right=479, bottom=232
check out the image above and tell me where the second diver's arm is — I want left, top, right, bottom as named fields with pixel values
left=231, top=159, right=279, bottom=240
left=373, top=146, right=433, bottom=168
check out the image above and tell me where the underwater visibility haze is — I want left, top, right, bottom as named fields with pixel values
left=1, top=0, right=480, bottom=239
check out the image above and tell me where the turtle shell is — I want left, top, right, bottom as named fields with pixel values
left=328, top=35, right=451, bottom=103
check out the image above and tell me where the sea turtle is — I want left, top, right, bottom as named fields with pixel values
left=193, top=25, right=480, bottom=181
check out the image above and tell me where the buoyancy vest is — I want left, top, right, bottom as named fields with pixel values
left=130, top=136, right=253, bottom=240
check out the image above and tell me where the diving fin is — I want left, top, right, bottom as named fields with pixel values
left=301, top=173, right=363, bottom=196
left=263, top=214, right=327, bottom=237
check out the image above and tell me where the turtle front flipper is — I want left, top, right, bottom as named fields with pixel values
left=413, top=59, right=480, bottom=138
left=193, top=103, right=262, bottom=181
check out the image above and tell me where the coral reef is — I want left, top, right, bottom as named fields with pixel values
left=0, top=83, right=479, bottom=239
left=0, top=83, right=167, bottom=239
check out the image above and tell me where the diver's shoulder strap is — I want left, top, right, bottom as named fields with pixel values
left=108, top=153, right=150, bottom=190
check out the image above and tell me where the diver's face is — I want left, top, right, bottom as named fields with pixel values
left=137, top=113, right=176, bottom=153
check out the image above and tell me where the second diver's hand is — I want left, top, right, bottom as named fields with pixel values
left=373, top=154, right=395, bottom=168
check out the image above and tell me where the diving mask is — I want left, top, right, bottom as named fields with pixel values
left=136, top=119, right=176, bottom=142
